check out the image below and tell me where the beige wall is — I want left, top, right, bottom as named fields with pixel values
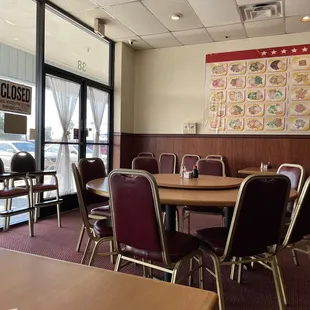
left=134, top=32, right=310, bottom=134
left=113, top=42, right=135, bottom=133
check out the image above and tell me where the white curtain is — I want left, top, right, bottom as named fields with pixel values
left=48, top=76, right=80, bottom=195
left=88, top=87, right=108, bottom=157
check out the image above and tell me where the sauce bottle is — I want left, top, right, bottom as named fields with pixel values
left=192, top=165, right=199, bottom=178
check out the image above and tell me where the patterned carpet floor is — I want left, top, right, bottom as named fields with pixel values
left=0, top=209, right=309, bottom=310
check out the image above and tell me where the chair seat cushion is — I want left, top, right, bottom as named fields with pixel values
left=90, top=203, right=111, bottom=217
left=93, top=219, right=113, bottom=238
left=196, top=227, right=229, bottom=256
left=32, top=183, right=58, bottom=192
left=184, top=205, right=224, bottom=215
left=0, top=187, right=28, bottom=197
left=123, top=231, right=200, bottom=263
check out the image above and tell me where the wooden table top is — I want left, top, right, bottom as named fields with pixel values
left=0, top=249, right=218, bottom=310
left=153, top=174, right=243, bottom=189
left=86, top=177, right=297, bottom=207
left=238, top=167, right=278, bottom=175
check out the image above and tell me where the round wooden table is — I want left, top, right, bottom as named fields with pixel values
left=153, top=174, right=243, bottom=189
left=238, top=167, right=278, bottom=175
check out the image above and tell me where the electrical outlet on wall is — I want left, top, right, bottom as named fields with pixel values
left=183, top=122, right=197, bottom=134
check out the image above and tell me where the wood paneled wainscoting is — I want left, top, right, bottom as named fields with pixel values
left=114, top=133, right=310, bottom=177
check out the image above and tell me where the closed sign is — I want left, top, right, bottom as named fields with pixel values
left=0, top=79, right=32, bottom=115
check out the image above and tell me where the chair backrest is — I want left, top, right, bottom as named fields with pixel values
left=159, top=153, right=176, bottom=174
left=72, top=163, right=95, bottom=240
left=197, top=159, right=225, bottom=177
left=277, top=163, right=305, bottom=213
left=181, top=154, right=200, bottom=171
left=78, top=158, right=107, bottom=205
left=132, top=157, right=159, bottom=174
left=223, top=174, right=291, bottom=260
left=0, top=158, right=4, bottom=174
left=206, top=154, right=223, bottom=161
left=283, top=176, right=310, bottom=247
left=109, top=169, right=169, bottom=264
left=138, top=152, right=154, bottom=157
left=11, top=152, right=36, bottom=172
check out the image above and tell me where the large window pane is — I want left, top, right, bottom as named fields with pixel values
left=45, top=8, right=110, bottom=85
left=0, top=0, right=36, bottom=227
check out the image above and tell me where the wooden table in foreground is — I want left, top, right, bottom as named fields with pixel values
left=238, top=167, right=278, bottom=175
left=0, top=249, right=218, bottom=310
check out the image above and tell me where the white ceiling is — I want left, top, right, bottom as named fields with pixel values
left=48, top=0, right=310, bottom=50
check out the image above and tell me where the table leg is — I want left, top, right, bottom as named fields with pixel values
left=164, top=205, right=176, bottom=282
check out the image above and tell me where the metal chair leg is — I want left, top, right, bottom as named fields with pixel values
left=114, top=254, right=122, bottom=272
left=187, top=212, right=191, bottom=234
left=274, top=255, right=288, bottom=306
left=271, top=256, right=285, bottom=310
left=3, top=199, right=10, bottom=232
left=88, top=241, right=99, bottom=266
left=76, top=224, right=85, bottom=252
left=28, top=209, right=34, bottom=237
left=230, top=257, right=236, bottom=280
left=198, top=254, right=204, bottom=289
left=81, top=237, right=91, bottom=264
left=188, top=258, right=193, bottom=286
left=109, top=240, right=115, bottom=264
left=56, top=188, right=61, bottom=227
left=291, top=248, right=299, bottom=266
left=210, top=254, right=225, bottom=310
left=237, top=257, right=243, bottom=284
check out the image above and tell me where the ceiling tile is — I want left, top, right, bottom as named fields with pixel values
left=286, top=16, right=310, bottom=33
left=71, top=8, right=137, bottom=39
left=141, top=33, right=181, bottom=48
left=105, top=2, right=168, bottom=35
left=141, top=0, right=202, bottom=31
left=49, top=0, right=98, bottom=12
left=172, top=28, right=213, bottom=45
left=92, top=0, right=137, bottom=7
left=285, top=0, right=310, bottom=17
left=245, top=18, right=285, bottom=37
left=207, top=23, right=247, bottom=41
left=187, top=0, right=241, bottom=27
left=117, top=37, right=152, bottom=50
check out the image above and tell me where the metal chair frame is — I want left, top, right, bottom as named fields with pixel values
left=109, top=169, right=204, bottom=286
left=180, top=154, right=200, bottom=171
left=159, top=152, right=177, bottom=174
left=72, top=163, right=115, bottom=266
left=138, top=152, right=154, bottom=157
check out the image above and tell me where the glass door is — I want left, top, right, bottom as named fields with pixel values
left=86, top=86, right=110, bottom=171
left=44, top=74, right=81, bottom=196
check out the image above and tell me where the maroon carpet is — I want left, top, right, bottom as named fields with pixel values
left=1, top=210, right=309, bottom=310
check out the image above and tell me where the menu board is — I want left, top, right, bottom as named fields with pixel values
left=204, top=44, right=310, bottom=134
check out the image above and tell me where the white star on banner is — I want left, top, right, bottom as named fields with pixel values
left=292, top=48, right=297, bottom=53
left=271, top=50, right=277, bottom=55
left=281, top=49, right=287, bottom=54
left=302, top=47, right=308, bottom=52
left=261, top=51, right=267, bottom=56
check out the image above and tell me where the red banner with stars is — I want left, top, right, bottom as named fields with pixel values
left=206, top=44, right=310, bottom=63
left=204, top=44, right=310, bottom=134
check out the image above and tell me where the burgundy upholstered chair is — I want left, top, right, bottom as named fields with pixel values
left=0, top=158, right=34, bottom=236
left=181, top=158, right=226, bottom=233
left=76, top=158, right=111, bottom=253
left=10, top=151, right=63, bottom=227
left=132, top=156, right=159, bottom=174
left=196, top=174, right=291, bottom=310
left=159, top=153, right=176, bottom=174
left=277, top=163, right=305, bottom=214
left=180, top=154, right=200, bottom=172
left=72, top=163, right=114, bottom=266
left=109, top=169, right=203, bottom=285
left=138, top=152, right=154, bottom=157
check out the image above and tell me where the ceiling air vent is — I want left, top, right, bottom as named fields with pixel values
left=239, top=1, right=283, bottom=22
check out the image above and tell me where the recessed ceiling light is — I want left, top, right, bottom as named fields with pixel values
left=301, top=15, right=310, bottom=22
left=13, top=37, right=19, bottom=41
left=4, top=19, right=16, bottom=26
left=171, top=13, right=182, bottom=21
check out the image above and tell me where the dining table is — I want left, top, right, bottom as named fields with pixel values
left=238, top=167, right=278, bottom=175
left=0, top=248, right=218, bottom=310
